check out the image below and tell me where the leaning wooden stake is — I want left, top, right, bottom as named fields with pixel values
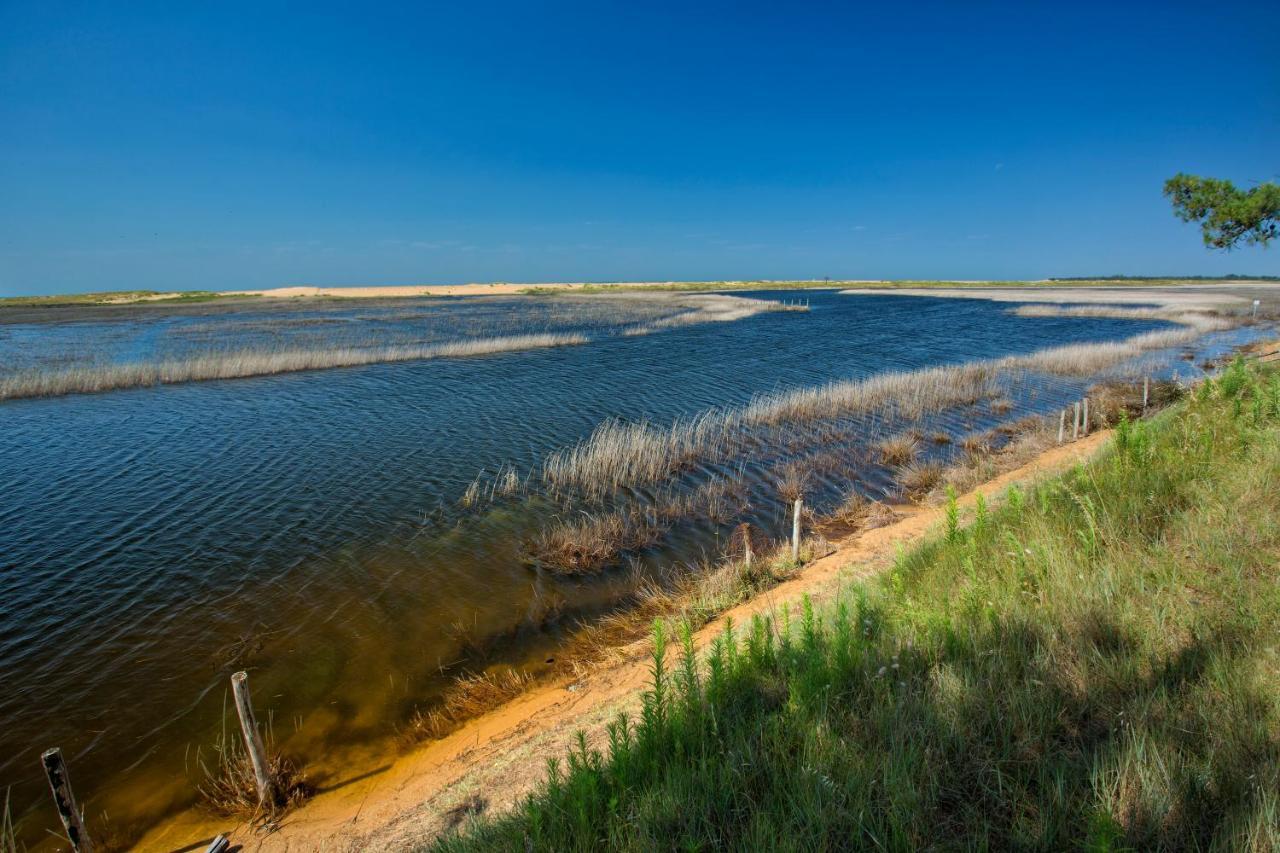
left=791, top=498, right=803, bottom=562
left=1073, top=401, right=1081, bottom=440
left=1058, top=409, right=1066, bottom=444
left=1082, top=397, right=1090, bottom=436
left=41, top=747, right=93, bottom=853
left=231, top=671, right=275, bottom=808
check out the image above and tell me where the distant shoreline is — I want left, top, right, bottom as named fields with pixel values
left=6, top=277, right=1280, bottom=308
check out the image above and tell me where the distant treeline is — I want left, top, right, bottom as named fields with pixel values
left=1049, top=274, right=1280, bottom=282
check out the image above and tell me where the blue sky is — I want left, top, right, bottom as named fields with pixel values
left=1, top=1, right=1277, bottom=296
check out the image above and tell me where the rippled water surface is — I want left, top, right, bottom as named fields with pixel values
left=0, top=291, right=1253, bottom=843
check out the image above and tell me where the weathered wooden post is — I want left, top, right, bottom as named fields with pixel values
left=206, top=835, right=230, bottom=853
left=1072, top=401, right=1081, bottom=440
left=791, top=498, right=803, bottom=562
left=1082, top=398, right=1090, bottom=436
left=1143, top=377, right=1150, bottom=412
left=1058, top=409, right=1066, bottom=444
left=41, top=747, right=93, bottom=853
left=231, top=671, right=275, bottom=808
left=741, top=523, right=753, bottom=569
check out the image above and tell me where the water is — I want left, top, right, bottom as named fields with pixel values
left=0, top=290, right=1252, bottom=843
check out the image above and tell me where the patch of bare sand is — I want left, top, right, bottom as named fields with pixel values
left=133, top=429, right=1115, bottom=852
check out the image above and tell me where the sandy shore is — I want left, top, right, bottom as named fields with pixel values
left=133, top=429, right=1117, bottom=852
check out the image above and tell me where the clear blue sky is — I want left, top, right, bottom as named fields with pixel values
left=1, top=1, right=1277, bottom=296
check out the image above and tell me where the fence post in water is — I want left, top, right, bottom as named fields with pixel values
left=791, top=498, right=803, bottom=562
left=231, top=671, right=275, bottom=808
left=41, top=747, right=93, bottom=853
left=1143, top=377, right=1150, bottom=412
left=1082, top=398, right=1090, bottom=436
left=1058, top=409, right=1066, bottom=444
left=1073, top=401, right=1081, bottom=440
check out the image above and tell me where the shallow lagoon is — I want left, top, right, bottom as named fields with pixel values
left=0, top=290, right=1251, bottom=841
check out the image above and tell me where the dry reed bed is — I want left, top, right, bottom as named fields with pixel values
left=0, top=332, right=589, bottom=401
left=537, top=322, right=1231, bottom=500
left=1008, top=304, right=1238, bottom=332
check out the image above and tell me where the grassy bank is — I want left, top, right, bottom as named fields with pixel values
left=437, top=357, right=1280, bottom=850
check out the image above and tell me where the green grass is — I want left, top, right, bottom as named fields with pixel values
left=436, top=357, right=1280, bottom=851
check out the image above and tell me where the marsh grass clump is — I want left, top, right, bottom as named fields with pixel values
left=775, top=461, right=812, bottom=503
left=877, top=433, right=920, bottom=466
left=198, top=713, right=311, bottom=818
left=938, top=419, right=1055, bottom=499
left=1086, top=377, right=1186, bottom=428
left=958, top=430, right=992, bottom=454
left=440, top=359, right=1280, bottom=852
left=896, top=461, right=944, bottom=501
left=526, top=510, right=661, bottom=574
left=407, top=669, right=533, bottom=743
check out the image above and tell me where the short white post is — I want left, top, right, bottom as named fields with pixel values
left=1143, top=377, right=1150, bottom=412
left=41, top=747, right=93, bottom=853
left=1253, top=299, right=1260, bottom=318
left=231, top=671, right=275, bottom=808
left=742, top=523, right=753, bottom=569
left=1082, top=398, right=1090, bottom=436
left=1073, top=401, right=1081, bottom=440
left=791, top=498, right=803, bottom=562
left=1058, top=409, right=1066, bottom=444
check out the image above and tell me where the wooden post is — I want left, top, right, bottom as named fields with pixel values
left=1058, top=409, right=1066, bottom=444
left=231, top=671, right=275, bottom=808
left=1073, top=401, right=1081, bottom=440
left=791, top=498, right=803, bottom=562
left=742, top=523, right=753, bottom=569
left=1082, top=398, right=1090, bottom=436
left=1143, top=377, right=1150, bottom=412
left=206, top=835, right=230, bottom=853
left=41, top=748, right=93, bottom=853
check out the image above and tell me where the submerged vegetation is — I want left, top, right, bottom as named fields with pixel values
left=438, top=357, right=1280, bottom=851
